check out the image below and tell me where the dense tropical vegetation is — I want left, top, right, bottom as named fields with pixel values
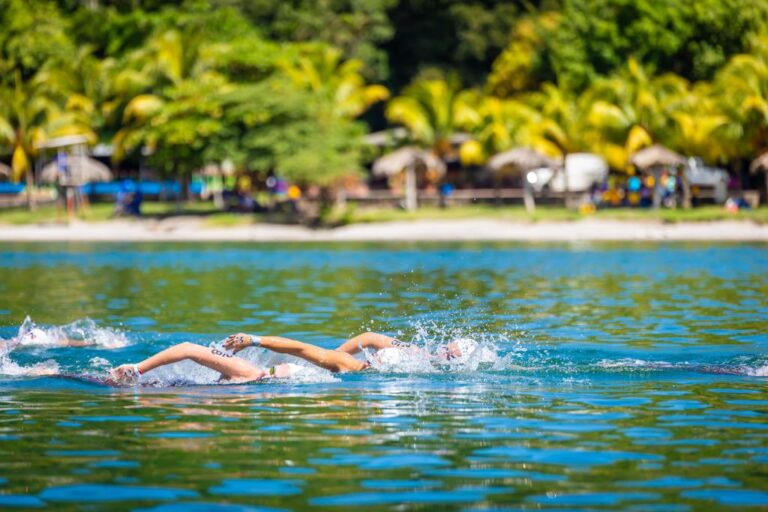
left=1, top=0, right=767, bottom=195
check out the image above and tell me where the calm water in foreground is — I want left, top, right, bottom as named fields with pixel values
left=0, top=242, right=766, bottom=511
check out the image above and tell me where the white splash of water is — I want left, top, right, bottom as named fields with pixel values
left=12, top=316, right=129, bottom=349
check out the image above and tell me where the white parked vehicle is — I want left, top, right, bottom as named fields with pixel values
left=527, top=153, right=609, bottom=192
left=687, top=157, right=729, bottom=203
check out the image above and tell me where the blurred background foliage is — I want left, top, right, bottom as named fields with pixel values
left=1, top=0, right=767, bottom=187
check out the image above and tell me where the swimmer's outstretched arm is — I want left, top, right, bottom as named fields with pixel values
left=224, top=334, right=365, bottom=373
left=60, top=337, right=91, bottom=348
left=112, top=342, right=267, bottom=383
left=334, top=332, right=399, bottom=355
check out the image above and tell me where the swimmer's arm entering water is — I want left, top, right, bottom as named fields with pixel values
left=334, top=332, right=400, bottom=356
left=224, top=334, right=365, bottom=373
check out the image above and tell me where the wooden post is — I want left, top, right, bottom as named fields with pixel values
left=523, top=178, right=536, bottom=213
left=652, top=168, right=662, bottom=209
left=680, top=164, right=691, bottom=209
left=404, top=162, right=417, bottom=211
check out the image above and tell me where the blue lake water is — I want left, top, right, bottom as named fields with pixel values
left=0, top=242, right=766, bottom=510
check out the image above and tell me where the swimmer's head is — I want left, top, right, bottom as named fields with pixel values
left=17, top=328, right=49, bottom=346
left=438, top=338, right=478, bottom=362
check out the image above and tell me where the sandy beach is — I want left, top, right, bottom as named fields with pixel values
left=0, top=218, right=766, bottom=242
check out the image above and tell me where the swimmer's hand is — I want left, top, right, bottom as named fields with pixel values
left=224, top=333, right=255, bottom=353
left=109, top=364, right=141, bottom=386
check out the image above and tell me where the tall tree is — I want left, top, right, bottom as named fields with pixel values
left=385, top=77, right=476, bottom=156
left=0, top=71, right=97, bottom=207
left=544, top=0, right=768, bottom=91
left=279, top=46, right=389, bottom=119
left=112, top=27, right=235, bottom=189
left=580, top=59, right=686, bottom=171
left=218, top=0, right=396, bottom=81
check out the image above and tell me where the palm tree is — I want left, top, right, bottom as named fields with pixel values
left=524, top=83, right=589, bottom=196
left=463, top=96, right=542, bottom=160
left=665, top=82, right=731, bottom=163
left=385, top=77, right=477, bottom=158
left=279, top=46, right=389, bottom=120
left=113, top=29, right=234, bottom=200
left=712, top=34, right=768, bottom=162
left=0, top=70, right=96, bottom=209
left=579, top=59, right=682, bottom=173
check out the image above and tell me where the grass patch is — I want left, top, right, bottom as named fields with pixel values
left=347, top=205, right=768, bottom=224
left=1, top=201, right=766, bottom=226
left=0, top=201, right=222, bottom=225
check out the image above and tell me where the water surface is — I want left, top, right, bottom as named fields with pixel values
left=0, top=242, right=766, bottom=510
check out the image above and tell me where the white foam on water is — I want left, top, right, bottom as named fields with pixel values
left=88, top=357, right=112, bottom=370
left=0, top=355, right=59, bottom=377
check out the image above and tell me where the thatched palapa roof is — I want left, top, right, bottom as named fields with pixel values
left=487, top=147, right=560, bottom=173
left=372, top=146, right=446, bottom=178
left=630, top=144, right=687, bottom=169
left=39, top=156, right=113, bottom=186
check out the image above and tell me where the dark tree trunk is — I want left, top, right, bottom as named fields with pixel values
left=25, top=168, right=36, bottom=211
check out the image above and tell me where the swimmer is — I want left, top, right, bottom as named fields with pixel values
left=5, top=327, right=92, bottom=349
left=109, top=332, right=480, bottom=385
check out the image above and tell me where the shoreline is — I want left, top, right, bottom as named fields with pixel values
left=1, top=218, right=767, bottom=242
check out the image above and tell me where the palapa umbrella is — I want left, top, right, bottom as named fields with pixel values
left=487, top=147, right=560, bottom=173
left=749, top=151, right=768, bottom=174
left=0, top=162, right=11, bottom=179
left=630, top=144, right=686, bottom=169
left=372, top=146, right=446, bottom=177
left=39, top=156, right=113, bottom=186
left=487, top=147, right=560, bottom=213
left=630, top=144, right=689, bottom=208
left=373, top=147, right=446, bottom=211
left=749, top=151, right=768, bottom=203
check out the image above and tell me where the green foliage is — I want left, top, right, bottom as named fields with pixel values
left=216, top=79, right=366, bottom=185
left=218, top=0, right=396, bottom=81
left=0, top=0, right=73, bottom=80
left=385, top=76, right=477, bottom=152
left=384, top=0, right=527, bottom=89
left=4, top=0, right=768, bottom=196
left=546, top=0, right=768, bottom=91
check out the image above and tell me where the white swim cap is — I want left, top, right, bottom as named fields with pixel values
left=453, top=338, right=478, bottom=358
left=18, top=328, right=52, bottom=346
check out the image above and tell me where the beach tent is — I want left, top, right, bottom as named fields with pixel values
left=372, top=146, right=446, bottom=211
left=529, top=153, right=609, bottom=193
left=39, top=155, right=113, bottom=186
left=487, top=147, right=561, bottom=212
left=630, top=144, right=689, bottom=208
